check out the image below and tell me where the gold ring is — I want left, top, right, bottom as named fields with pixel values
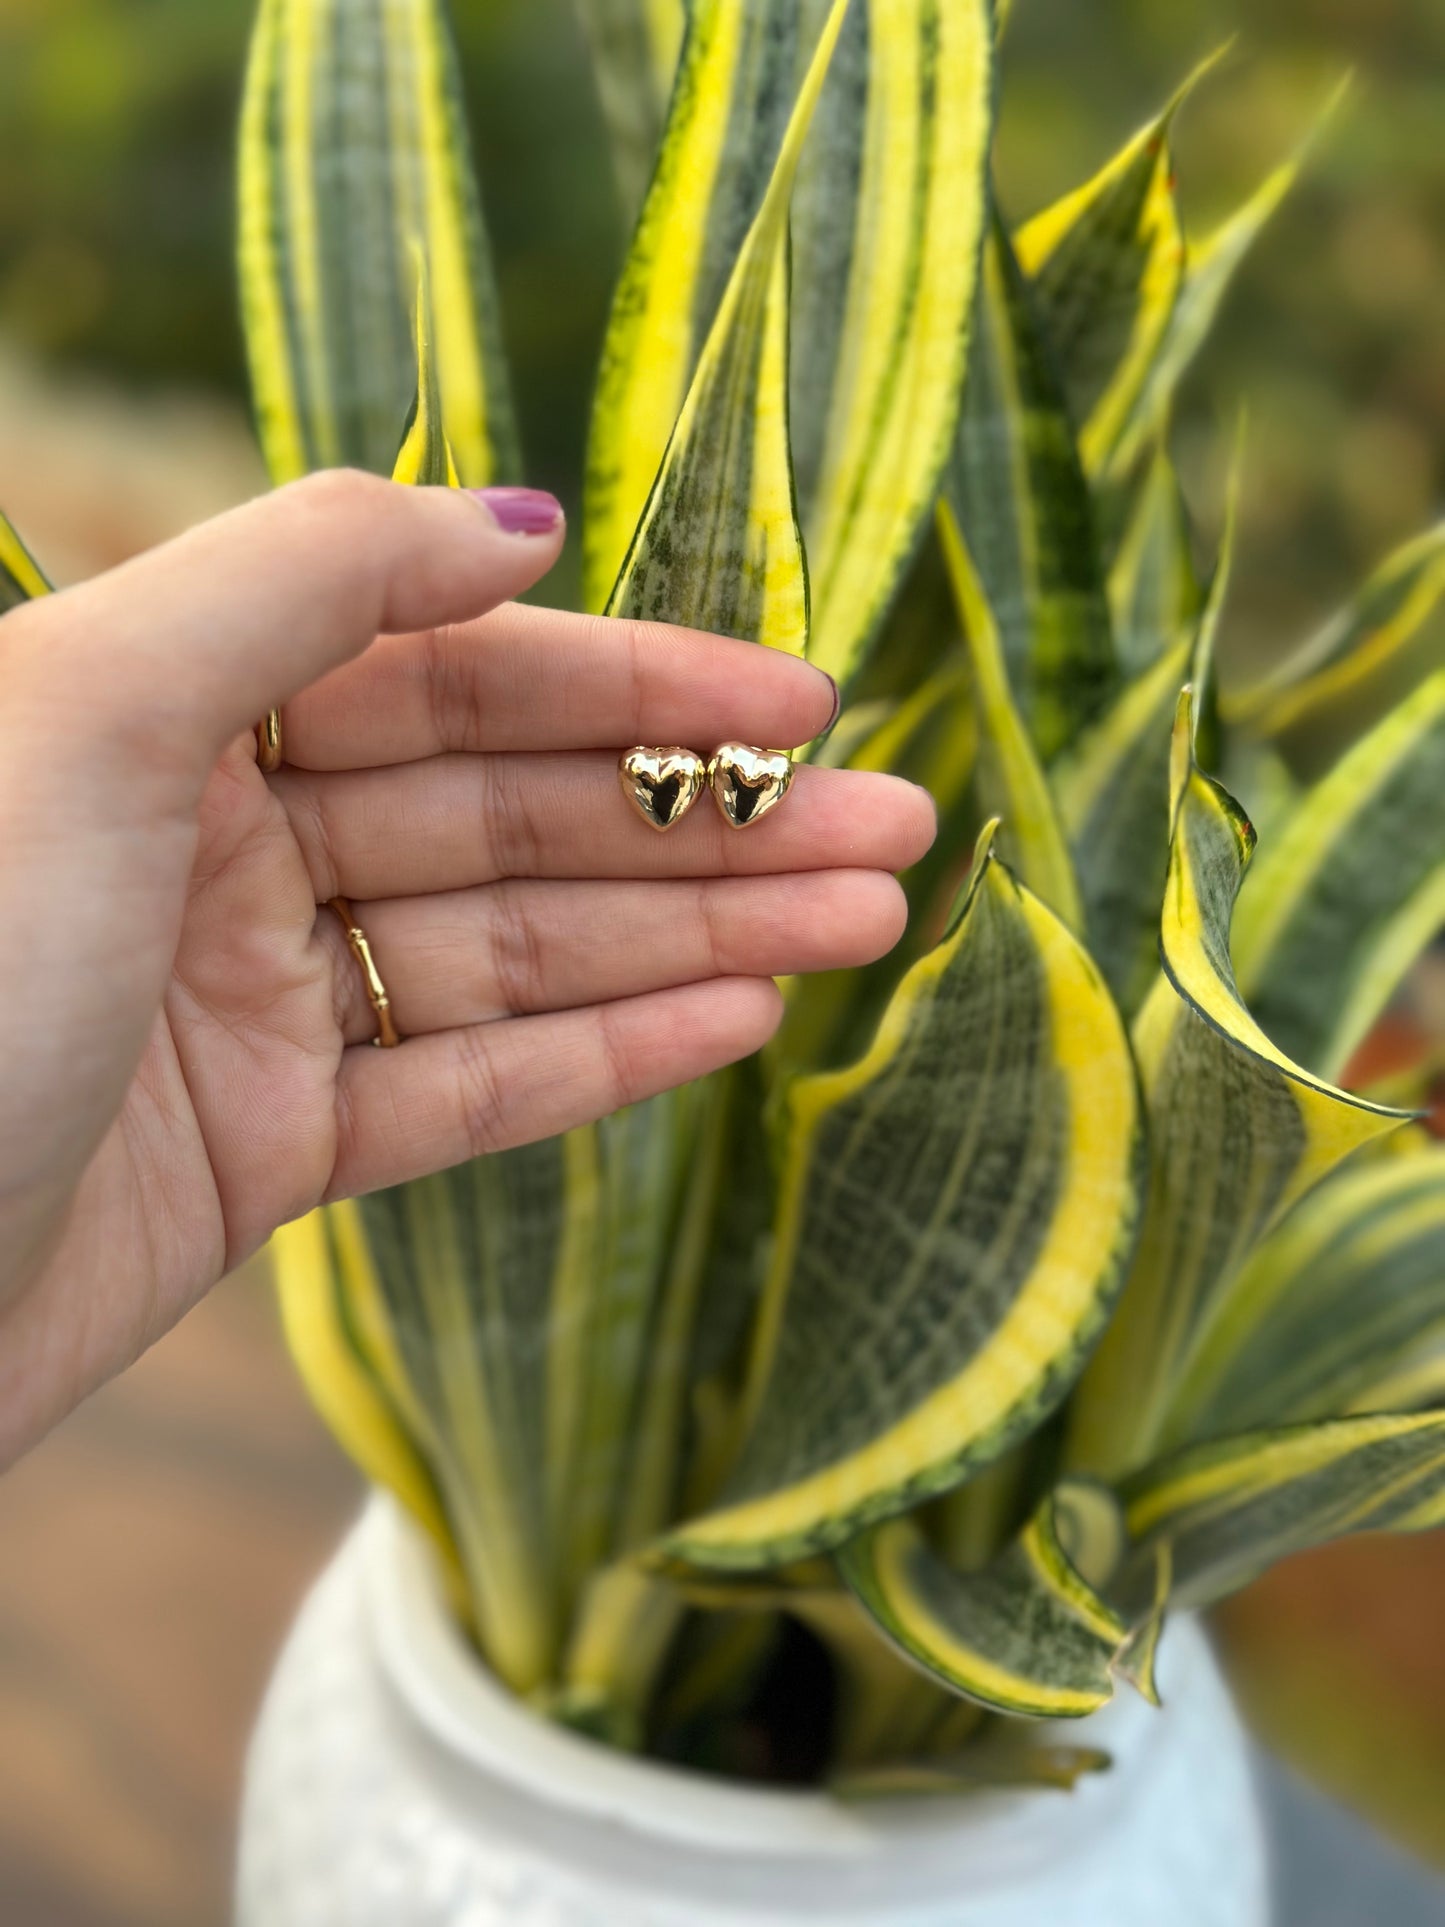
left=256, top=708, right=284, bottom=773
left=327, top=896, right=402, bottom=1048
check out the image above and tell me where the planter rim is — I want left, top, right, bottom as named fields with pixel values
left=361, top=1495, right=1173, bottom=1868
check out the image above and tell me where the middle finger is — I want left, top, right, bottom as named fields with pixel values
left=274, top=754, right=937, bottom=901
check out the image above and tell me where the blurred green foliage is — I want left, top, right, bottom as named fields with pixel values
left=0, top=0, right=1441, bottom=668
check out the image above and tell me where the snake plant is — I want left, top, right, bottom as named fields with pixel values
left=90, top=0, right=1436, bottom=1790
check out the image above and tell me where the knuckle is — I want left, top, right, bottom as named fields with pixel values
left=481, top=756, right=542, bottom=879
left=284, top=467, right=391, bottom=526
left=453, top=1027, right=508, bottom=1158
left=422, top=621, right=488, bottom=752
left=487, top=883, right=547, bottom=1014
left=697, top=881, right=732, bottom=977
left=279, top=777, right=341, bottom=899
left=582, top=611, right=673, bottom=725
left=595, top=1002, right=642, bottom=1112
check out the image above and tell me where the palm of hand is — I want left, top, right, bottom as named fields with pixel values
left=16, top=752, right=340, bottom=1429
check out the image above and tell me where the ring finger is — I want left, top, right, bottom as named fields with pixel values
left=322, top=869, right=908, bottom=1045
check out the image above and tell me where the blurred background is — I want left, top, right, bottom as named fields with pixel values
left=0, top=0, right=1441, bottom=1921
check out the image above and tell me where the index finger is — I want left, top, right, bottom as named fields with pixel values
left=279, top=600, right=840, bottom=770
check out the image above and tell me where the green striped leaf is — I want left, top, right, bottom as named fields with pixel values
left=545, top=1096, right=705, bottom=1591
left=944, top=212, right=1117, bottom=761
left=573, top=0, right=686, bottom=216
left=791, top=0, right=995, bottom=688
left=283, top=1090, right=688, bottom=1700
left=0, top=511, right=51, bottom=610
left=583, top=0, right=823, bottom=612
left=1053, top=482, right=1232, bottom=1012
left=834, top=1738, right=1112, bottom=1798
left=838, top=1493, right=1128, bottom=1719
left=1015, top=57, right=1220, bottom=476
left=1107, top=443, right=1202, bottom=677
left=1231, top=671, right=1445, bottom=1082
left=356, top=1154, right=566, bottom=1690
left=238, top=0, right=517, bottom=487
left=1117, top=1411, right=1445, bottom=1617
left=660, top=824, right=1143, bottom=1571
left=1113, top=1542, right=1169, bottom=1706
left=1225, top=523, right=1445, bottom=741
left=391, top=259, right=462, bottom=485
left=1106, top=83, right=1345, bottom=483
left=269, top=1206, right=463, bottom=1605
left=939, top=503, right=1084, bottom=929
left=1069, top=694, right=1405, bottom=1478
left=1163, top=1149, right=1445, bottom=1444
left=603, top=0, right=850, bottom=649
left=773, top=663, right=978, bottom=1078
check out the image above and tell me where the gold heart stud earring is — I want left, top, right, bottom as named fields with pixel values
left=618, top=746, right=707, bottom=831
left=707, top=744, right=794, bottom=830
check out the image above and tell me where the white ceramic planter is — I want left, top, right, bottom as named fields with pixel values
left=237, top=1499, right=1270, bottom=1927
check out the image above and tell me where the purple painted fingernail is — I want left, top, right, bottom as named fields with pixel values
left=469, top=486, right=565, bottom=535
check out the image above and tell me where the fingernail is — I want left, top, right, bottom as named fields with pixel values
left=468, top=486, right=565, bottom=535
left=821, top=672, right=841, bottom=734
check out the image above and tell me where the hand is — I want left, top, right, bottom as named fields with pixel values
left=0, top=472, right=933, bottom=1462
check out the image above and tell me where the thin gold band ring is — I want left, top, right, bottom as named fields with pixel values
left=256, top=708, right=284, bottom=773
left=327, top=896, right=403, bottom=1049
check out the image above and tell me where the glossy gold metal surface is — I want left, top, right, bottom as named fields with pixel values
left=256, top=709, right=284, bottom=773
left=327, top=896, right=402, bottom=1048
left=618, top=746, right=707, bottom=831
left=707, top=744, right=794, bottom=829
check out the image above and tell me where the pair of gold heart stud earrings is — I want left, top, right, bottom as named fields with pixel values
left=619, top=744, right=794, bottom=833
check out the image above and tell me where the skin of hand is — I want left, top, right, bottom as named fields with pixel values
left=0, top=471, right=935, bottom=1466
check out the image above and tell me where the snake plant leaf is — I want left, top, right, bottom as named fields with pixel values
left=356, top=1155, right=565, bottom=1691
left=1225, top=523, right=1445, bottom=741
left=939, top=503, right=1084, bottom=929
left=791, top=0, right=995, bottom=689
left=1106, top=82, right=1346, bottom=483
left=1069, top=695, right=1405, bottom=1478
left=603, top=0, right=850, bottom=650
left=391, top=260, right=462, bottom=486
left=837, top=1494, right=1128, bottom=1719
left=583, top=0, right=827, bottom=612
left=237, top=0, right=517, bottom=487
left=1014, top=54, right=1221, bottom=476
left=0, top=511, right=51, bottom=610
left=1113, top=1542, right=1170, bottom=1707
left=1116, top=1410, right=1445, bottom=1618
left=789, top=1586, right=971, bottom=1768
left=833, top=1738, right=1112, bottom=1799
left=343, top=1095, right=699, bottom=1700
left=1230, top=670, right=1445, bottom=1082
left=1351, top=1331, right=1445, bottom=1419
left=549, top=1095, right=705, bottom=1584
left=269, top=1207, right=461, bottom=1596
left=773, top=663, right=977, bottom=1078
left=944, top=212, right=1117, bottom=761
left=1054, top=480, right=1233, bottom=1012
left=573, top=0, right=686, bottom=217
left=659, top=825, right=1143, bottom=1572
left=1163, top=1149, right=1445, bottom=1446
left=1107, top=443, right=1202, bottom=677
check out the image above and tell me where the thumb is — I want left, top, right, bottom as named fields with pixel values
left=3, top=471, right=565, bottom=799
